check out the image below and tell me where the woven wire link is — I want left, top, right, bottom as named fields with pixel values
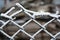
left=0, top=3, right=60, bottom=40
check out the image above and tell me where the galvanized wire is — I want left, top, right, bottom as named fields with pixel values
left=0, top=3, right=60, bottom=40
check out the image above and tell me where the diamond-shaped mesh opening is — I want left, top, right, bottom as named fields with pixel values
left=24, top=20, right=41, bottom=35
left=35, top=17, right=53, bottom=25
left=3, top=21, right=20, bottom=36
left=14, top=11, right=31, bottom=26
left=0, top=32, right=10, bottom=40
left=0, top=18, right=9, bottom=27
left=14, top=32, right=30, bottom=40
left=35, top=30, right=52, bottom=40
left=46, top=19, right=60, bottom=35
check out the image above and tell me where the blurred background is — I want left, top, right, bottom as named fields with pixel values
left=0, top=0, right=60, bottom=40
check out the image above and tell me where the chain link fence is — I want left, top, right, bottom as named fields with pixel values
left=0, top=3, right=60, bottom=40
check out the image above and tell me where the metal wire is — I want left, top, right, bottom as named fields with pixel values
left=0, top=3, right=60, bottom=40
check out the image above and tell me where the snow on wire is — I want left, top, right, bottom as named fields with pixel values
left=0, top=3, right=60, bottom=40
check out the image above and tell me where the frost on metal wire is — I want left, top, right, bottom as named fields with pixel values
left=0, top=3, right=60, bottom=40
